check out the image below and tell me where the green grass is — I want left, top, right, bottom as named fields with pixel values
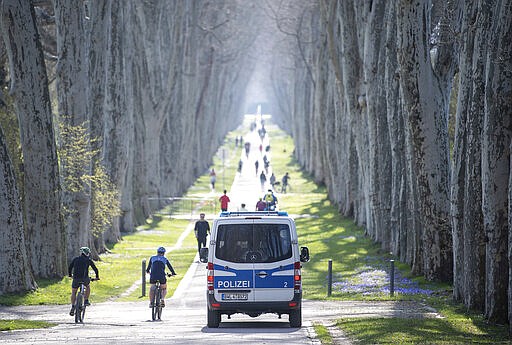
left=188, top=126, right=244, bottom=198
left=0, top=217, right=196, bottom=306
left=338, top=317, right=509, bottom=345
left=314, top=323, right=334, bottom=345
left=0, top=319, right=54, bottom=331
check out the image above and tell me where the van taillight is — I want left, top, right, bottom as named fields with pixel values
left=207, top=262, right=214, bottom=291
left=294, top=261, right=301, bottom=292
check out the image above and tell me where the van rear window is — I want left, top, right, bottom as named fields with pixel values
left=215, top=224, right=292, bottom=263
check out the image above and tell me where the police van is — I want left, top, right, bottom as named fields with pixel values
left=199, top=211, right=310, bottom=328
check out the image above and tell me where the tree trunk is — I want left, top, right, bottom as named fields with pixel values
left=0, top=126, right=36, bottom=293
left=102, top=0, right=133, bottom=237
left=339, top=0, right=366, bottom=228
left=482, top=0, right=511, bottom=324
left=0, top=0, right=66, bottom=278
left=363, top=0, right=391, bottom=248
left=384, top=0, right=407, bottom=258
left=397, top=0, right=453, bottom=281
left=55, top=0, right=92, bottom=261
left=88, top=0, right=111, bottom=251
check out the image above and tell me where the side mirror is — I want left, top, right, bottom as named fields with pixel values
left=199, top=247, right=209, bottom=263
left=300, top=246, right=310, bottom=263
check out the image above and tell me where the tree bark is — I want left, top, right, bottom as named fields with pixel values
left=0, top=126, right=36, bottom=293
left=87, top=0, right=111, bottom=252
left=451, top=0, right=485, bottom=310
left=55, top=0, right=92, bottom=261
left=397, top=0, right=453, bottom=281
left=482, top=0, right=511, bottom=324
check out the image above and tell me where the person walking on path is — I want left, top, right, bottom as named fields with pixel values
left=260, top=171, right=267, bottom=191
left=255, top=197, right=266, bottom=211
left=219, top=190, right=230, bottom=211
left=209, top=168, right=216, bottom=190
left=281, top=172, right=290, bottom=193
left=239, top=203, right=248, bottom=211
left=255, top=160, right=259, bottom=175
left=244, top=142, right=250, bottom=157
left=269, top=172, right=276, bottom=189
left=194, top=213, right=210, bottom=254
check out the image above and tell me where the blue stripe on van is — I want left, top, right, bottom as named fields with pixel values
left=254, top=274, right=294, bottom=289
left=213, top=263, right=295, bottom=290
left=214, top=267, right=253, bottom=289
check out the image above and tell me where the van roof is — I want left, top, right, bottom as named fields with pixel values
left=219, top=211, right=289, bottom=217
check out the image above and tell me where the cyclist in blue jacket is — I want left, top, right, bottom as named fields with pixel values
left=146, top=247, right=177, bottom=308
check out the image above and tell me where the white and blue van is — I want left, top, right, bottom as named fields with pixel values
left=199, top=211, right=310, bottom=328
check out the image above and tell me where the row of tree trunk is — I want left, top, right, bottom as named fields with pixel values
left=266, top=0, right=512, bottom=326
left=1, top=0, right=511, bottom=329
left=0, top=0, right=256, bottom=293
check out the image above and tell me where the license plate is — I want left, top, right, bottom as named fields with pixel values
left=222, top=293, right=248, bottom=301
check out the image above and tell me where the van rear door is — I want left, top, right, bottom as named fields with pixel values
left=213, top=222, right=256, bottom=303
left=251, top=219, right=295, bottom=302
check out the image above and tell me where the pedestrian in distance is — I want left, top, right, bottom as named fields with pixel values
left=146, top=247, right=177, bottom=308
left=68, top=247, right=100, bottom=316
left=281, top=172, right=290, bottom=193
left=237, top=159, right=243, bottom=174
left=269, top=172, right=276, bottom=189
left=244, top=142, right=250, bottom=157
left=264, top=160, right=270, bottom=174
left=219, top=189, right=230, bottom=212
left=209, top=168, right=216, bottom=190
left=255, top=160, right=259, bottom=175
left=255, top=197, right=266, bottom=211
left=194, top=213, right=210, bottom=254
left=260, top=171, right=267, bottom=191
left=239, top=203, right=248, bottom=211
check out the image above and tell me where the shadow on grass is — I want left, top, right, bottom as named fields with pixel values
left=338, top=317, right=509, bottom=345
left=0, top=278, right=62, bottom=306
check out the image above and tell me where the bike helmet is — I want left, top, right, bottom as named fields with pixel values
left=80, top=247, right=91, bottom=256
left=157, top=246, right=166, bottom=254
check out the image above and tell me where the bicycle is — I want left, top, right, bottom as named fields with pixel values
left=74, top=278, right=98, bottom=324
left=151, top=274, right=173, bottom=321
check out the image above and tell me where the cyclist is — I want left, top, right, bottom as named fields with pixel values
left=263, top=189, right=278, bottom=210
left=146, top=247, right=177, bottom=308
left=68, top=246, right=100, bottom=316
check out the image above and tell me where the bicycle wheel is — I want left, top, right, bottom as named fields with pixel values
left=75, top=293, right=83, bottom=323
left=80, top=302, right=87, bottom=323
left=151, top=289, right=159, bottom=321
left=156, top=288, right=162, bottom=320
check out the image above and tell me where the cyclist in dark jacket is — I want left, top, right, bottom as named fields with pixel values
left=68, top=247, right=99, bottom=316
left=146, top=247, right=177, bottom=308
